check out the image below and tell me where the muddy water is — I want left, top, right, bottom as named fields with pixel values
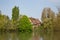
left=0, top=31, right=60, bottom=40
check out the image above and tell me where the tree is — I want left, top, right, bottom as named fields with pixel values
left=41, top=8, right=47, bottom=22
left=12, top=6, right=19, bottom=30
left=0, top=13, right=9, bottom=31
left=56, top=12, right=60, bottom=28
left=41, top=8, right=55, bottom=32
left=12, top=6, right=19, bottom=21
left=18, top=15, right=32, bottom=32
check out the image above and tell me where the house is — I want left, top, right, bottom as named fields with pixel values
left=29, top=17, right=41, bottom=28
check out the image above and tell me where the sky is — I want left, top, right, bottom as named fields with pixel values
left=0, top=0, right=60, bottom=20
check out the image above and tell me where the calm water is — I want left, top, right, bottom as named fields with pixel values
left=0, top=31, right=60, bottom=40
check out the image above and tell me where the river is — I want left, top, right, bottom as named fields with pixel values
left=0, top=31, right=60, bottom=40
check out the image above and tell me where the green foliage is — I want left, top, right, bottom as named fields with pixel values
left=18, top=15, right=32, bottom=32
left=1, top=6, right=60, bottom=32
left=18, top=32, right=32, bottom=40
left=54, top=12, right=60, bottom=30
left=41, top=8, right=55, bottom=32
left=0, top=7, right=33, bottom=32
left=57, top=12, right=60, bottom=27
left=0, top=14, right=9, bottom=31
left=12, top=6, right=19, bottom=21
left=12, top=6, right=19, bottom=30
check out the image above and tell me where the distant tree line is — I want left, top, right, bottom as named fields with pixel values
left=0, top=6, right=60, bottom=32
left=0, top=6, right=32, bottom=32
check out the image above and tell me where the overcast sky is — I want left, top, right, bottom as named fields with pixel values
left=0, top=0, right=60, bottom=20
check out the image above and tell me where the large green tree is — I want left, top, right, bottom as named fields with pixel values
left=12, top=6, right=19, bottom=21
left=18, top=15, right=32, bottom=32
left=12, top=6, right=19, bottom=30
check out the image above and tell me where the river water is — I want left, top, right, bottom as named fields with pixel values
left=0, top=31, right=60, bottom=40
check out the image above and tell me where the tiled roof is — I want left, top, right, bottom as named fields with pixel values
left=29, top=17, right=41, bottom=25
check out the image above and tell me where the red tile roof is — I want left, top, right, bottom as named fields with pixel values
left=29, top=17, right=41, bottom=25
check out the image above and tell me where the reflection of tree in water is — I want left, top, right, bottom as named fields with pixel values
left=32, top=32, right=40, bottom=40
left=0, top=32, right=7, bottom=40
left=8, top=32, right=18, bottom=40
left=32, top=30, right=44, bottom=40
left=43, top=32, right=53, bottom=40
left=0, top=32, right=32, bottom=40
left=18, top=32, right=32, bottom=40
left=53, top=32, right=60, bottom=40
left=43, top=32, right=60, bottom=40
left=32, top=31, right=54, bottom=40
left=0, top=32, right=60, bottom=40
left=0, top=32, right=19, bottom=40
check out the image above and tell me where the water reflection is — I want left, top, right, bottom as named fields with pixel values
left=32, top=31, right=43, bottom=40
left=43, top=32, right=53, bottom=40
left=53, top=32, right=60, bottom=40
left=0, top=32, right=60, bottom=40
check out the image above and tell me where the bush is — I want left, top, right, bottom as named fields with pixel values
left=18, top=15, right=32, bottom=32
